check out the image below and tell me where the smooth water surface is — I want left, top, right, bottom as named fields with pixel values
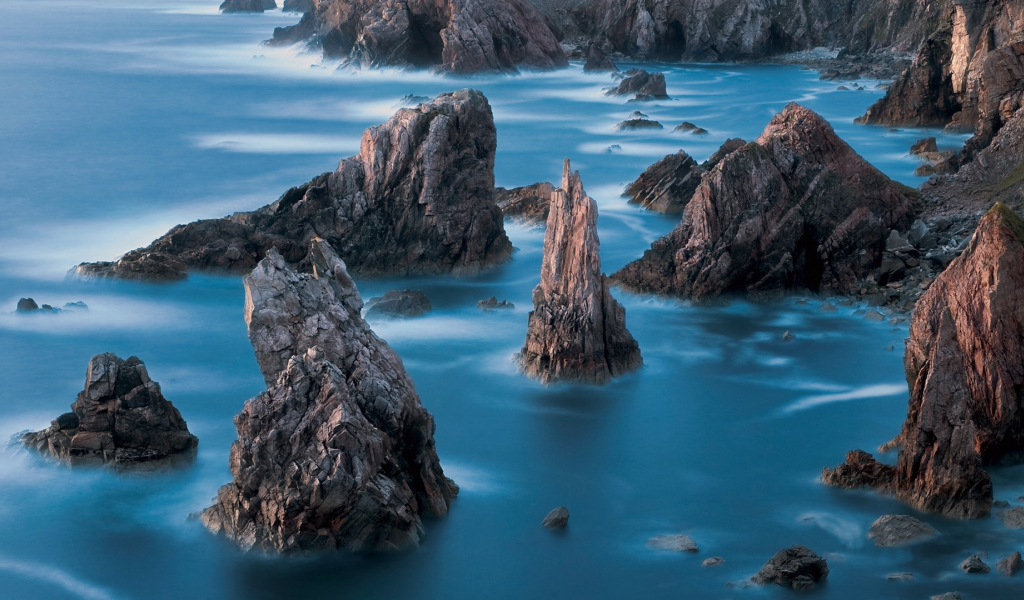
left=0, top=2, right=1017, bottom=599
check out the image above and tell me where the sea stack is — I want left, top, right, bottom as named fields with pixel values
left=824, top=204, right=1024, bottom=519
left=21, top=354, right=198, bottom=466
left=200, top=239, right=456, bottom=553
left=518, top=159, right=642, bottom=385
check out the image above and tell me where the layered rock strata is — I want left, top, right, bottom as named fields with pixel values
left=612, top=104, right=916, bottom=300
left=200, top=239, right=456, bottom=553
left=624, top=139, right=745, bottom=213
left=73, top=90, right=512, bottom=281
left=495, top=182, right=555, bottom=223
left=518, top=159, right=642, bottom=384
left=22, top=354, right=198, bottom=466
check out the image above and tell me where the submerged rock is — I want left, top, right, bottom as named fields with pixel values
left=867, top=515, right=938, bottom=547
left=220, top=0, right=276, bottom=12
left=365, top=290, right=432, bottom=318
left=613, top=104, right=915, bottom=301
left=753, top=546, right=829, bottom=591
left=583, top=43, right=616, bottom=72
left=647, top=534, right=698, bottom=553
left=605, top=69, right=668, bottom=101
left=73, top=90, right=512, bottom=281
left=200, top=239, right=456, bottom=553
left=21, top=354, right=197, bottom=466
left=996, top=551, right=1023, bottom=575
left=542, top=506, right=569, bottom=529
left=495, top=182, right=555, bottom=223
left=623, top=139, right=745, bottom=214
left=518, top=159, right=642, bottom=385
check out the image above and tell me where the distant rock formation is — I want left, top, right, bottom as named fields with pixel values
left=518, top=159, right=642, bottom=384
left=21, top=354, right=197, bottom=466
left=201, top=239, right=456, bottom=553
left=220, top=0, right=276, bottom=12
left=612, top=104, right=915, bottom=301
left=73, top=90, right=512, bottom=281
left=270, top=0, right=568, bottom=74
left=624, top=139, right=745, bottom=213
left=365, top=289, right=432, bottom=318
left=495, top=182, right=555, bottom=223
left=605, top=69, right=668, bottom=101
left=583, top=43, right=617, bottom=72
left=824, top=204, right=1024, bottom=519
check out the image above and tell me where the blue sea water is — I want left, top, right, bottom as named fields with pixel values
left=0, top=1, right=1019, bottom=599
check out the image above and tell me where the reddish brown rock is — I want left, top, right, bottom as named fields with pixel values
left=518, top=159, right=642, bottom=384
left=72, top=90, right=512, bottom=282
left=612, top=104, right=915, bottom=301
left=624, top=138, right=745, bottom=213
left=495, top=182, right=555, bottom=223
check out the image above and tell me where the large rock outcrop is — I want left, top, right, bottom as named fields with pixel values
left=518, top=159, right=642, bottom=384
left=270, top=0, right=568, bottom=74
left=21, top=354, right=198, bottom=466
left=824, top=204, right=1024, bottom=519
left=624, top=138, right=745, bottom=213
left=612, top=104, right=916, bottom=301
left=72, top=90, right=512, bottom=281
left=200, top=239, right=456, bottom=553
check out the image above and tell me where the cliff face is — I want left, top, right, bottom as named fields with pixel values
left=824, top=204, right=1024, bottom=519
left=73, top=90, right=512, bottom=282
left=612, top=104, right=915, bottom=301
left=271, top=0, right=568, bottom=73
left=518, top=159, right=642, bottom=384
left=201, top=239, right=455, bottom=553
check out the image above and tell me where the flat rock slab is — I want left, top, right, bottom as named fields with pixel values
left=647, top=534, right=698, bottom=553
left=868, top=514, right=939, bottom=546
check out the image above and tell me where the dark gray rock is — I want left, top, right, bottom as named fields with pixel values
left=584, top=43, right=616, bottom=72
left=605, top=69, right=668, bottom=101
left=495, top=182, right=554, bottom=223
left=867, top=515, right=938, bottom=547
left=754, top=546, right=829, bottom=591
left=960, top=555, right=991, bottom=574
left=16, top=298, right=38, bottom=312
left=703, top=556, right=724, bottom=566
left=542, top=506, right=569, bottom=529
left=996, top=551, right=1022, bottom=576
left=624, top=139, right=745, bottom=214
left=1003, top=506, right=1024, bottom=529
left=220, top=0, right=276, bottom=12
left=478, top=297, right=514, bottom=310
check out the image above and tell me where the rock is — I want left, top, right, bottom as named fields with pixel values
left=837, top=85, right=850, bottom=91
left=365, top=290, right=432, bottom=318
left=282, top=0, right=313, bottom=12
left=647, top=534, right=698, bottom=553
left=62, top=301, right=88, bottom=311
left=862, top=310, right=885, bottom=322
left=908, top=219, right=937, bottom=249
left=200, top=239, right=455, bottom=553
left=960, top=555, right=991, bottom=574
left=615, top=118, right=663, bottom=131
left=996, top=551, right=1022, bottom=575
left=605, top=69, right=668, bottom=101
left=395, top=94, right=430, bottom=107
left=495, top=182, right=555, bottom=223
left=542, top=506, right=569, bottom=529
left=583, top=43, right=616, bottom=72
left=674, top=122, right=698, bottom=132
left=886, top=230, right=914, bottom=252
left=518, top=159, right=642, bottom=385
left=819, top=301, right=838, bottom=313
left=1003, top=507, right=1024, bottom=529
left=879, top=255, right=907, bottom=284
left=15, top=298, right=38, bottom=312
left=271, top=0, right=567, bottom=74
left=478, top=297, right=514, bottom=310
left=623, top=139, right=745, bottom=214
left=824, top=205, right=1024, bottom=519
left=867, top=515, right=939, bottom=547
left=994, top=499, right=1010, bottom=508
left=932, top=593, right=962, bottom=600
left=782, top=331, right=795, bottom=342
left=911, top=137, right=939, bottom=155
left=887, top=572, right=914, bottom=581
left=20, top=354, right=198, bottom=466
left=691, top=127, right=708, bottom=135
left=613, top=104, right=915, bottom=301
left=753, top=546, right=829, bottom=591
left=220, top=0, right=276, bottom=12
left=604, top=144, right=622, bottom=153
left=703, top=556, right=724, bottom=566
left=73, top=90, right=512, bottom=281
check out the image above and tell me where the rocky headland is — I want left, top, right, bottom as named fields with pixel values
left=200, top=239, right=456, bottom=553
left=518, top=159, right=642, bottom=384
left=624, top=138, right=745, bottom=213
left=72, top=90, right=512, bottom=282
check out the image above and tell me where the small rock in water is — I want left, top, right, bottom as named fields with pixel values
left=674, top=121, right=698, bottom=131
left=629, top=111, right=648, bottom=119
left=960, top=555, right=991, bottom=573
left=782, top=331, right=795, bottom=342
left=864, top=310, right=885, bottom=322
left=478, top=296, right=514, bottom=310
left=932, top=593, right=962, bottom=600
left=868, top=515, right=939, bottom=547
left=365, top=290, right=432, bottom=318
left=62, top=301, right=88, bottom=311
left=615, top=118, right=663, bottom=131
left=795, top=299, right=809, bottom=305
left=753, top=546, right=829, bottom=590
left=702, top=556, right=724, bottom=566
left=837, top=85, right=850, bottom=91
left=1003, top=507, right=1024, bottom=529
left=647, top=534, right=698, bottom=553
left=542, top=506, right=569, bottom=529
left=886, top=572, right=914, bottom=581
left=604, top=144, right=622, bottom=154
left=996, top=551, right=1022, bottom=576
left=395, top=94, right=430, bottom=107
left=993, top=499, right=1010, bottom=508
left=16, top=298, right=38, bottom=312
left=818, top=301, right=838, bottom=313
left=691, top=127, right=709, bottom=135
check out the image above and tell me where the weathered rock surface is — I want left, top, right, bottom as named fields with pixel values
left=960, top=555, right=991, bottom=573
left=605, top=69, right=667, bottom=101
left=824, top=204, right=1024, bottom=519
left=495, top=182, right=555, bottom=223
left=753, top=546, right=829, bottom=591
left=271, top=0, right=568, bottom=74
left=624, top=139, right=745, bottom=213
left=73, top=90, right=512, bottom=281
left=365, top=289, right=432, bottom=318
left=612, top=104, right=915, bottom=301
left=867, top=514, right=939, bottom=547
left=21, top=354, right=198, bottom=466
left=478, top=296, right=514, bottom=310
left=647, top=534, right=698, bottom=553
left=518, top=159, right=642, bottom=384
left=200, top=239, right=455, bottom=553
left=996, top=551, right=1023, bottom=575
left=220, top=0, right=276, bottom=12
left=703, top=556, right=724, bottom=566
left=583, top=42, right=616, bottom=71
left=1004, top=506, right=1024, bottom=528
left=542, top=506, right=569, bottom=528
left=615, top=117, right=662, bottom=130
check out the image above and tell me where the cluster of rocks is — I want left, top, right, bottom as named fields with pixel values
left=365, top=290, right=432, bottom=318
left=910, top=137, right=956, bottom=176
left=623, top=138, right=745, bottom=213
left=605, top=69, right=668, bottom=101
left=21, top=353, right=198, bottom=467
left=478, top=297, right=514, bottom=310
left=14, top=298, right=88, bottom=313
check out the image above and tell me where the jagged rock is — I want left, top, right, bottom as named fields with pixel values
left=478, top=297, right=514, bottom=310
left=615, top=118, right=662, bottom=131
left=624, top=139, right=745, bottom=214
left=495, top=182, right=555, bottom=223
left=200, top=239, right=455, bottom=553
left=753, top=546, right=829, bottom=591
left=612, top=104, right=915, bottom=301
left=605, top=69, right=668, bottom=101
left=824, top=204, right=1024, bottom=519
left=518, top=159, right=642, bottom=385
left=394, top=94, right=430, bottom=107
left=73, top=90, right=512, bottom=281
left=647, top=534, right=698, bottom=553
left=996, top=551, right=1023, bottom=575
left=867, top=515, right=939, bottom=547
left=960, top=555, right=991, bottom=574
left=220, top=0, right=276, bottom=12
left=911, top=137, right=939, bottom=155
left=16, top=298, right=38, bottom=312
left=270, top=0, right=567, bottom=74
left=542, top=506, right=569, bottom=528
left=1004, top=507, right=1024, bottom=529
left=20, top=354, right=197, bottom=466
left=782, top=331, right=795, bottom=342
left=674, top=122, right=698, bottom=132
left=365, top=290, right=432, bottom=318
left=583, top=42, right=616, bottom=71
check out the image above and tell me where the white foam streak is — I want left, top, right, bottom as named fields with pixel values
left=781, top=383, right=906, bottom=414
left=0, top=556, right=125, bottom=600
left=192, top=133, right=359, bottom=154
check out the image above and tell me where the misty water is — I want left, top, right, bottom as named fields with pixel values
left=1, top=1, right=1020, bottom=599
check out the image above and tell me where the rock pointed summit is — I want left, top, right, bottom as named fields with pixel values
left=518, top=159, right=642, bottom=385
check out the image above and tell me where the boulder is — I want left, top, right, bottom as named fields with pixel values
left=16, top=298, right=38, bottom=312
left=495, top=182, right=555, bottom=223
left=1003, top=506, right=1024, bottom=529
left=583, top=43, right=616, bottom=72
left=867, top=514, right=939, bottom=547
left=615, top=118, right=663, bottom=131
left=703, top=556, right=724, bottom=566
left=624, top=139, right=745, bottom=214
left=753, top=546, right=829, bottom=591
left=220, top=0, right=276, bottom=12
left=605, top=69, right=668, bottom=101
left=960, top=555, right=991, bottom=574
left=73, top=90, right=512, bottom=281
left=542, top=506, right=569, bottom=529
left=647, top=534, right=698, bottom=553
left=911, top=137, right=939, bottom=155
left=612, top=104, right=915, bottom=301
left=200, top=239, right=456, bottom=553
left=21, top=354, right=197, bottom=466
left=518, top=159, right=642, bottom=384
left=365, top=290, right=432, bottom=318
left=996, top=551, right=1022, bottom=575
